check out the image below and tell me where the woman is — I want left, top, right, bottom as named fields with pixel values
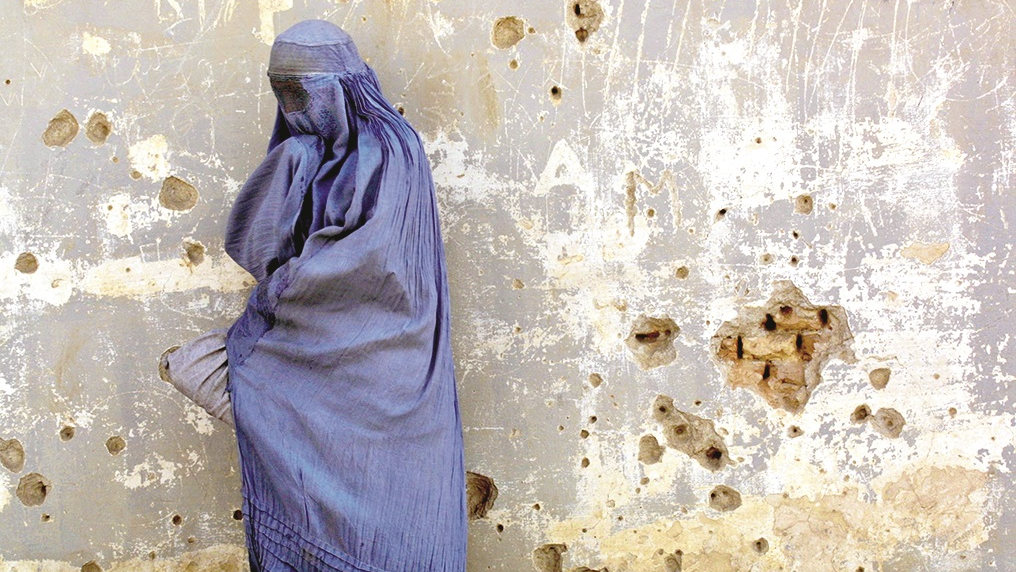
left=159, top=19, right=467, bottom=571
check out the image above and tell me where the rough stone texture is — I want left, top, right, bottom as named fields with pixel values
left=0, top=1, right=1013, bottom=570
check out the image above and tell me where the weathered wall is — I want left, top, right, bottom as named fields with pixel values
left=1, top=0, right=1013, bottom=570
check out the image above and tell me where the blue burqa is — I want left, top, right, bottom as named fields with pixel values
left=222, top=20, right=467, bottom=571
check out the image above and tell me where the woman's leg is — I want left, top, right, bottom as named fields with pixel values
left=158, top=327, right=234, bottom=427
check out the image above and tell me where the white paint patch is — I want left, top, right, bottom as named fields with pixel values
left=98, top=192, right=171, bottom=239
left=183, top=402, right=216, bottom=435
left=0, top=472, right=10, bottom=513
left=81, top=31, right=111, bottom=56
left=256, top=0, right=293, bottom=45
left=127, top=134, right=170, bottom=182
left=115, top=453, right=181, bottom=489
left=80, top=254, right=253, bottom=299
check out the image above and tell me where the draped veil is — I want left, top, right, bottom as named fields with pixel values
left=221, top=20, right=466, bottom=572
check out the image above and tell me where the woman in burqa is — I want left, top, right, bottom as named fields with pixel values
left=157, top=19, right=467, bottom=571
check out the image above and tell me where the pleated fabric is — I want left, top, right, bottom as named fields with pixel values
left=222, top=20, right=467, bottom=571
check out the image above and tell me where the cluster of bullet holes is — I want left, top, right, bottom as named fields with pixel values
left=40, top=107, right=200, bottom=213
left=465, top=471, right=498, bottom=520
left=42, top=108, right=111, bottom=147
left=647, top=395, right=729, bottom=471
left=566, top=0, right=604, bottom=43
left=851, top=404, right=906, bottom=438
left=625, top=315, right=679, bottom=370
left=713, top=281, right=854, bottom=413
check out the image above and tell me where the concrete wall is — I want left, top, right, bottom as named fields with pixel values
left=1, top=0, right=1013, bottom=570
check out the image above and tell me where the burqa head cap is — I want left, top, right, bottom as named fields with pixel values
left=268, top=20, right=366, bottom=76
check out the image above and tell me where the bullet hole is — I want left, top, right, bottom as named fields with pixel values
left=638, top=435, right=664, bottom=464
left=148, top=552, right=156, bottom=560
left=511, top=278, right=524, bottom=289
left=558, top=425, right=565, bottom=431
left=171, top=514, right=183, bottom=526
left=651, top=395, right=729, bottom=471
left=16, top=472, right=51, bottom=506
left=626, top=315, right=680, bottom=369
left=713, top=281, right=854, bottom=413
left=509, top=59, right=519, bottom=69
left=396, top=106, right=405, bottom=116
left=579, top=429, right=590, bottom=439
left=850, top=404, right=871, bottom=424
left=789, top=256, right=799, bottom=266
left=580, top=457, right=590, bottom=468
left=42, top=109, right=79, bottom=147
left=182, top=239, right=205, bottom=266
left=105, top=435, right=126, bottom=455
left=233, top=509, right=243, bottom=520
left=111, top=156, right=118, bottom=163
left=871, top=408, right=905, bottom=438
left=868, top=368, right=891, bottom=390
left=4, top=79, right=9, bottom=85
left=130, top=170, right=142, bottom=179
left=647, top=208, right=656, bottom=217
left=159, top=176, right=199, bottom=211
left=663, top=551, right=682, bottom=572
left=567, top=0, right=604, bottom=43
left=760, top=253, right=773, bottom=264
left=491, top=16, right=526, bottom=49
left=794, top=194, right=813, bottom=215
left=532, top=543, right=567, bottom=572
left=708, top=485, right=742, bottom=512
left=589, top=416, right=597, bottom=423
left=675, top=266, right=690, bottom=279
left=948, top=407, right=958, bottom=417
left=549, top=85, right=562, bottom=104
left=828, top=203, right=837, bottom=210
left=59, top=426, right=75, bottom=441
left=0, top=437, right=26, bottom=472
left=85, top=112, right=111, bottom=145
left=787, top=425, right=803, bottom=438
left=81, top=561, right=102, bottom=572
left=41, top=513, right=51, bottom=522
left=753, top=537, right=769, bottom=553
left=588, top=373, right=603, bottom=388
left=465, top=471, right=498, bottom=520
left=715, top=208, right=727, bottom=220
left=187, top=536, right=196, bottom=544
left=496, top=523, right=504, bottom=532
left=792, top=230, right=800, bottom=239
left=533, top=503, right=541, bottom=510
left=15, top=252, right=39, bottom=273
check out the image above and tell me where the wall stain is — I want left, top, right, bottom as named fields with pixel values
left=713, top=281, right=854, bottom=413
left=42, top=109, right=78, bottom=147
